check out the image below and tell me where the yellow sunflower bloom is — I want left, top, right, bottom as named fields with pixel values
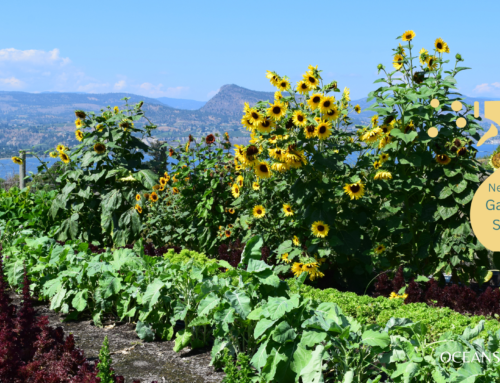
left=56, top=144, right=65, bottom=153
left=236, top=175, right=244, bottom=187
left=266, top=70, right=280, bottom=86
left=402, top=30, right=415, bottom=42
left=354, top=104, right=361, bottom=114
left=228, top=208, right=235, bottom=214
left=393, top=54, right=404, bottom=70
left=303, top=72, right=319, bottom=89
left=361, top=127, right=383, bottom=144
left=135, top=204, right=142, bottom=214
left=248, top=108, right=264, bottom=125
left=252, top=182, right=260, bottom=190
left=271, top=162, right=289, bottom=173
left=379, top=153, right=389, bottom=162
left=293, top=235, right=300, bottom=246
left=252, top=205, right=266, bottom=219
left=254, top=161, right=272, bottom=179
left=172, top=187, right=180, bottom=194
left=296, top=80, right=310, bottom=95
left=283, top=204, right=294, bottom=217
left=373, top=161, right=382, bottom=169
left=149, top=192, right=159, bottom=202
left=419, top=48, right=428, bottom=65
left=94, top=143, right=106, bottom=154
left=11, top=156, right=23, bottom=165
left=291, top=262, right=305, bottom=277
left=307, top=93, right=323, bottom=111
left=59, top=152, right=70, bottom=164
left=281, top=253, right=291, bottom=264
left=436, top=154, right=451, bottom=165
left=427, top=55, right=438, bottom=70
left=268, top=147, right=285, bottom=161
left=267, top=101, right=287, bottom=121
left=241, top=116, right=254, bottom=131
left=256, top=117, right=274, bottom=134
left=304, top=125, right=317, bottom=139
left=318, top=96, right=335, bottom=114
left=292, top=110, right=308, bottom=127
left=311, top=221, right=329, bottom=238
left=378, top=136, right=392, bottom=149
left=374, top=171, right=393, bottom=180
left=434, top=38, right=447, bottom=53
left=324, top=106, right=340, bottom=121
left=343, top=183, right=365, bottom=200
left=49, top=151, right=58, bottom=158
left=274, top=91, right=283, bottom=101
left=135, top=194, right=141, bottom=201
left=316, top=122, right=332, bottom=140
left=113, top=106, right=119, bottom=113
left=75, top=130, right=84, bottom=142
left=374, top=244, right=386, bottom=254
left=231, top=183, right=240, bottom=198
left=277, top=78, right=290, bottom=91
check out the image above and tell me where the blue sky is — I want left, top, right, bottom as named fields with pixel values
left=1, top=0, right=499, bottom=101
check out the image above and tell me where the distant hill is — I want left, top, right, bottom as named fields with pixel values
left=156, top=97, right=206, bottom=110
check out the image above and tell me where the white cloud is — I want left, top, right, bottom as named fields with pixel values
left=207, top=88, right=220, bottom=98
left=139, top=83, right=189, bottom=97
left=77, top=82, right=110, bottom=93
left=0, top=76, right=24, bottom=88
left=473, top=82, right=500, bottom=96
left=0, top=48, right=70, bottom=66
left=114, top=80, right=126, bottom=91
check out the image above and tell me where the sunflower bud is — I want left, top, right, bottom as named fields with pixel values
left=377, top=64, right=384, bottom=72
left=75, top=110, right=86, bottom=119
left=138, top=101, right=144, bottom=108
left=455, top=53, right=462, bottom=61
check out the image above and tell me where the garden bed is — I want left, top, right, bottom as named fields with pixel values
left=7, top=289, right=224, bottom=383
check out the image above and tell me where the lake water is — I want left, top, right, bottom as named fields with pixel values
left=1, top=143, right=498, bottom=181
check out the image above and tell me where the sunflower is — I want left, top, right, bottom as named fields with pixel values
left=324, top=106, right=340, bottom=121
left=373, top=161, right=382, bottom=169
left=291, top=262, right=305, bottom=277
left=309, top=269, right=325, bottom=281
left=402, top=30, right=415, bottom=42
left=374, top=244, right=386, bottom=254
left=149, top=192, right=159, bottom=202
left=241, top=116, right=253, bottom=130
left=255, top=161, right=272, bottom=178
left=49, top=151, right=58, bottom=158
left=11, top=156, right=23, bottom=165
left=374, top=171, right=392, bottom=180
left=248, top=108, right=264, bottom=125
left=225, top=229, right=231, bottom=238
left=256, top=117, right=274, bottom=134
left=228, top=208, right=235, bottom=214
left=434, top=38, right=447, bottom=53
left=303, top=72, right=319, bottom=89
left=272, top=162, right=290, bottom=173
left=94, top=142, right=106, bottom=154
left=277, top=78, right=290, bottom=91
left=253, top=205, right=266, bottom=219
left=159, top=177, right=167, bottom=186
left=292, top=110, right=308, bottom=127
left=354, top=104, right=361, bottom=114
left=311, top=221, right=329, bottom=238
left=59, top=152, right=70, bottom=164
left=252, top=182, right=259, bottom=190
left=343, top=183, right=365, bottom=200
left=379, top=153, right=389, bottom=162
left=274, top=91, right=283, bottom=101
left=236, top=175, right=244, bottom=187
left=143, top=192, right=150, bottom=200
left=307, top=93, right=323, bottom=111
left=56, top=144, right=65, bottom=153
left=75, top=110, right=86, bottom=119
left=418, top=48, right=428, bottom=65
left=426, top=55, right=438, bottom=70
left=361, top=127, right=383, bottom=144
left=133, top=204, right=142, bottom=214
left=205, top=134, right=216, bottom=145
left=397, top=43, right=406, bottom=57
left=393, top=54, right=404, bottom=70
left=231, top=184, right=240, bottom=198
left=135, top=194, right=141, bottom=201
left=316, top=122, right=332, bottom=140
left=185, top=141, right=190, bottom=152
left=296, top=81, right=310, bottom=95
left=113, top=106, right=119, bottom=113
left=266, top=70, right=280, bottom=86
left=283, top=204, right=294, bottom=216
left=303, top=125, right=317, bottom=139
left=281, top=253, right=291, bottom=264
left=172, top=187, right=180, bottom=194
left=75, top=119, right=83, bottom=129
left=378, top=136, right=392, bottom=149
left=318, top=96, right=335, bottom=114
left=268, top=147, right=284, bottom=161
left=380, top=124, right=393, bottom=134
left=293, top=235, right=300, bottom=246
left=457, top=147, right=467, bottom=156
left=435, top=154, right=451, bottom=165
left=75, top=130, right=84, bottom=142
left=371, top=115, right=379, bottom=126
left=267, top=101, right=287, bottom=121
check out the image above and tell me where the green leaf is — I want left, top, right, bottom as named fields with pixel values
left=462, top=320, right=485, bottom=341
left=173, top=329, right=192, bottom=352
left=224, top=291, right=252, bottom=319
left=254, top=318, right=278, bottom=339
left=450, top=362, right=484, bottom=383
left=99, top=275, right=122, bottom=299
left=266, top=296, right=299, bottom=321
left=361, top=330, right=390, bottom=348
left=142, top=278, right=165, bottom=311
left=102, top=190, right=122, bottom=212
left=272, top=321, right=296, bottom=343
left=135, top=169, right=158, bottom=189
left=251, top=340, right=269, bottom=370
left=50, top=287, right=67, bottom=310
left=241, top=235, right=264, bottom=265
left=299, top=344, right=324, bottom=383
left=136, top=321, right=155, bottom=341
left=438, top=204, right=459, bottom=220
left=464, top=173, right=480, bottom=183
left=247, top=259, right=272, bottom=273
left=71, top=290, right=88, bottom=312
left=197, top=293, right=221, bottom=316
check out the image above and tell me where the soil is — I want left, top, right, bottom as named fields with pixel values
left=7, top=289, right=225, bottom=383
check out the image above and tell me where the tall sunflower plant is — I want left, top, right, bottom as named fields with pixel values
left=361, top=30, right=490, bottom=284
left=141, top=133, right=238, bottom=254
left=230, top=66, right=377, bottom=288
left=49, top=99, right=159, bottom=247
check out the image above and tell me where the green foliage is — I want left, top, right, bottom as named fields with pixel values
left=221, top=349, right=254, bottom=383
left=164, top=248, right=218, bottom=268
left=96, top=336, right=115, bottom=383
left=49, top=99, right=158, bottom=246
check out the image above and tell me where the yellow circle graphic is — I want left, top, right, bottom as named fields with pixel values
left=427, top=127, right=438, bottom=137
left=451, top=101, right=463, bottom=112
left=430, top=99, right=440, bottom=108
left=456, top=117, right=467, bottom=128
